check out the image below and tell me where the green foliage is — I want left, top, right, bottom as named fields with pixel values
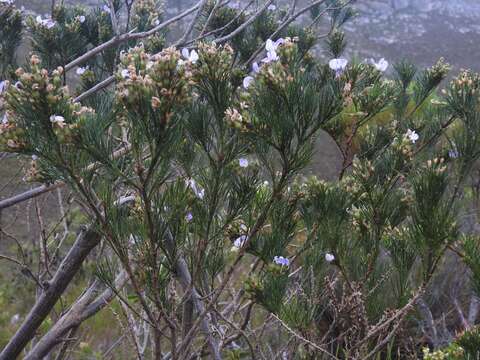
left=463, top=235, right=480, bottom=297
left=0, top=2, right=22, bottom=77
left=455, top=326, right=480, bottom=358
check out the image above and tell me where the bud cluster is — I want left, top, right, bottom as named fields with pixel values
left=425, top=157, right=447, bottom=174
left=116, top=46, right=192, bottom=126
left=1, top=55, right=94, bottom=152
left=443, top=69, right=480, bottom=113
left=352, top=79, right=396, bottom=116
left=132, top=0, right=162, bottom=29
left=191, top=42, right=234, bottom=84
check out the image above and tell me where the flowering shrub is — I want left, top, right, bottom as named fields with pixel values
left=2, top=0, right=480, bottom=359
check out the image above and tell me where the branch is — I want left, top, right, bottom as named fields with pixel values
left=271, top=313, right=339, bottom=359
left=0, top=227, right=101, bottom=360
left=174, top=0, right=208, bottom=46
left=64, top=1, right=202, bottom=72
left=0, top=145, right=130, bottom=210
left=163, top=229, right=222, bottom=360
left=212, top=0, right=275, bottom=45
left=25, top=271, right=128, bottom=359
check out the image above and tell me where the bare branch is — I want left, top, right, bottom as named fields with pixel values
left=64, top=2, right=202, bottom=73
left=0, top=227, right=101, bottom=360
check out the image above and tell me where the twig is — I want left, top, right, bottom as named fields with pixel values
left=64, top=2, right=202, bottom=73
left=271, top=313, right=339, bottom=359
left=213, top=0, right=275, bottom=44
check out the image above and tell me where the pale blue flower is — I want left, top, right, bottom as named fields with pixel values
left=273, top=256, right=290, bottom=267
left=262, top=38, right=284, bottom=64
left=370, top=58, right=389, bottom=72
left=76, top=66, right=88, bottom=75
left=234, top=235, right=247, bottom=248
left=252, top=62, right=260, bottom=74
left=261, top=50, right=279, bottom=64
left=36, top=15, right=56, bottom=29
left=265, top=38, right=284, bottom=52
left=329, top=58, right=348, bottom=77
left=325, top=253, right=335, bottom=262
left=239, top=158, right=249, bottom=167
left=243, top=76, right=254, bottom=89
left=185, top=212, right=193, bottom=222
left=449, top=149, right=459, bottom=159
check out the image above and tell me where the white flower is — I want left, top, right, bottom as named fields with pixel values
left=273, top=256, right=290, bottom=267
left=261, top=38, right=284, bottom=64
left=261, top=50, right=279, bottom=64
left=265, top=38, right=284, bottom=52
left=50, top=115, right=65, bottom=127
left=238, top=158, right=249, bottom=168
left=370, top=58, right=389, bottom=72
left=406, top=129, right=419, bottom=144
left=325, top=253, right=335, bottom=263
left=243, top=76, right=254, bottom=89
left=185, top=212, right=193, bottom=222
left=267, top=4, right=276, bottom=11
left=31, top=155, right=38, bottom=160
left=76, top=66, right=88, bottom=76
left=10, top=314, right=20, bottom=325
left=77, top=15, right=86, bottom=23
left=153, top=18, right=160, bottom=26
left=102, top=4, right=111, bottom=13
left=36, top=15, right=56, bottom=29
left=186, top=178, right=205, bottom=199
left=1, top=113, right=8, bottom=124
left=252, top=62, right=260, bottom=74
left=121, top=69, right=130, bottom=79
left=234, top=235, right=247, bottom=248
left=0, top=80, right=6, bottom=94
left=181, top=48, right=199, bottom=64
left=329, top=58, right=348, bottom=76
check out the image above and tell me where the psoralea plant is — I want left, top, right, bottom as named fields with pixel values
left=2, top=1, right=480, bottom=359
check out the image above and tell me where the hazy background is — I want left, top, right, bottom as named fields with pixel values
left=16, top=0, right=480, bottom=74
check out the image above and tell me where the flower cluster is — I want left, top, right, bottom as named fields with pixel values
left=242, top=38, right=298, bottom=90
